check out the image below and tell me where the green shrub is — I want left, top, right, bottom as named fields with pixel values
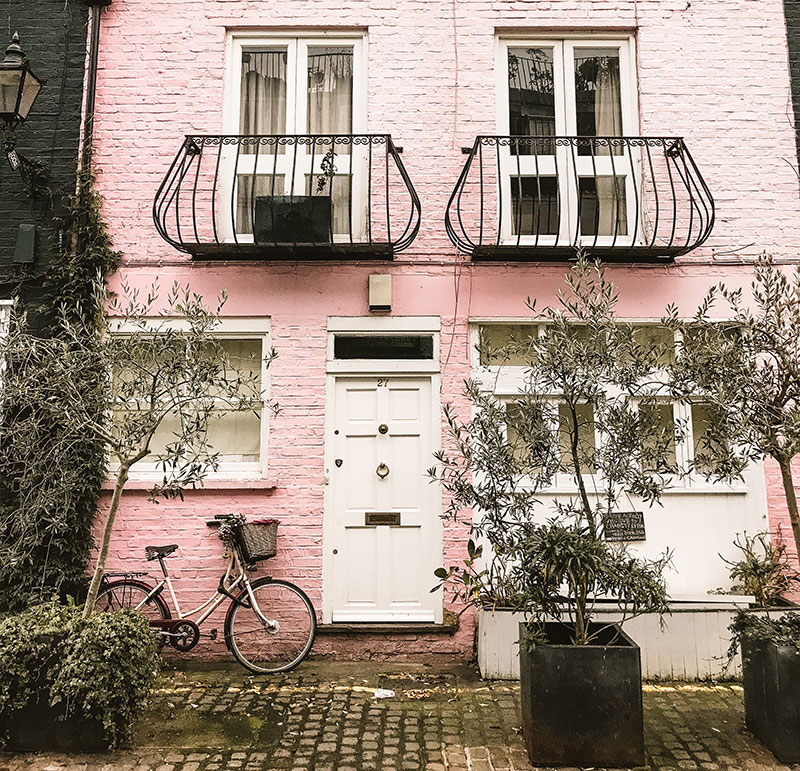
left=0, top=602, right=159, bottom=748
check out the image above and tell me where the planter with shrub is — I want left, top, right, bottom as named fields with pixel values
left=432, top=259, right=678, bottom=767
left=0, top=602, right=159, bottom=751
left=729, top=613, right=800, bottom=763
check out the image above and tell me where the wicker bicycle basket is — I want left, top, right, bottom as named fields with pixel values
left=234, top=520, right=278, bottom=562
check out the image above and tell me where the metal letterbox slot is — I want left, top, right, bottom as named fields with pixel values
left=365, top=512, right=401, bottom=526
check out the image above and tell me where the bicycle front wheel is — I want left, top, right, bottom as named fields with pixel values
left=94, top=579, right=171, bottom=650
left=226, top=578, right=316, bottom=674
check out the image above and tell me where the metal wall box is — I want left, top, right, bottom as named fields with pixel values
left=368, top=274, right=392, bottom=312
left=13, top=223, right=35, bottom=264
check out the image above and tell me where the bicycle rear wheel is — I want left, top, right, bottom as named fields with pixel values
left=225, top=578, right=316, bottom=674
left=94, top=579, right=171, bottom=650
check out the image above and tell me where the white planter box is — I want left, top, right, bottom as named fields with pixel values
left=477, top=600, right=762, bottom=680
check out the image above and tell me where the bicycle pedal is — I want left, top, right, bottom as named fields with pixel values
left=207, top=628, right=218, bottom=641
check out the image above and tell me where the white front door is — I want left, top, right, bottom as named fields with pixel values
left=329, top=375, right=440, bottom=622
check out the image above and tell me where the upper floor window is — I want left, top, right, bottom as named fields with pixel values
left=497, top=38, right=638, bottom=246
left=226, top=35, right=366, bottom=239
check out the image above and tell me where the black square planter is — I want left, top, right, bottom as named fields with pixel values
left=7, top=696, right=108, bottom=751
left=254, top=195, right=333, bottom=246
left=519, top=622, right=645, bottom=767
left=742, top=638, right=800, bottom=763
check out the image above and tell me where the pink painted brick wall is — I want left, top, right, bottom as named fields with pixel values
left=91, top=0, right=800, bottom=661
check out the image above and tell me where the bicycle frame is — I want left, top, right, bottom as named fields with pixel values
left=133, top=547, right=274, bottom=630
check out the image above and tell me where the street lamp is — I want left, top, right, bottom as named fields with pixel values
left=0, top=33, right=43, bottom=131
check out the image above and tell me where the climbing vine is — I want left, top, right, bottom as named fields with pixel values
left=0, top=159, right=120, bottom=612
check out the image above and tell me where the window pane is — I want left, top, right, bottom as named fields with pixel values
left=510, top=177, right=559, bottom=236
left=333, top=335, right=434, bottom=360
left=478, top=324, right=539, bottom=365
left=219, top=339, right=262, bottom=395
left=236, top=174, right=285, bottom=235
left=207, top=410, right=261, bottom=463
left=558, top=403, right=596, bottom=473
left=574, top=48, right=623, bottom=154
left=631, top=325, right=675, bottom=367
left=640, top=403, right=677, bottom=468
left=305, top=173, right=351, bottom=235
left=240, top=50, right=287, bottom=146
left=307, top=46, right=353, bottom=136
left=508, top=48, right=555, bottom=155
left=506, top=402, right=547, bottom=475
left=579, top=176, right=627, bottom=237
left=692, top=403, right=725, bottom=475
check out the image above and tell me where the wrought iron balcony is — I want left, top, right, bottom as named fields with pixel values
left=445, top=136, right=714, bottom=262
left=153, top=135, right=421, bottom=260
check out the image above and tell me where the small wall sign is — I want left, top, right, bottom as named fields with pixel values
left=604, top=511, right=646, bottom=543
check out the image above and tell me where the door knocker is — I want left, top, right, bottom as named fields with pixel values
left=376, top=462, right=390, bottom=479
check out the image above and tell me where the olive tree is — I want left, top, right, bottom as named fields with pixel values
left=0, top=281, right=273, bottom=619
left=666, top=254, right=800, bottom=561
left=431, top=258, right=675, bottom=645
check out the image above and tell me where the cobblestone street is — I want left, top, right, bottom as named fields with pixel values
left=1, top=662, right=794, bottom=771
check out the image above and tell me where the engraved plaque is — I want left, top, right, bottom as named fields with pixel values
left=604, top=511, right=646, bottom=543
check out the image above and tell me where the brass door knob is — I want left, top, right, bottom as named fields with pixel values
left=376, top=463, right=390, bottom=479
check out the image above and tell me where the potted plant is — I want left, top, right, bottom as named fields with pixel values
left=667, top=255, right=800, bottom=761
left=254, top=145, right=335, bottom=246
left=727, top=613, right=800, bottom=762
left=432, top=258, right=676, bottom=767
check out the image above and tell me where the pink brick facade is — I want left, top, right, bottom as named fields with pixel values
left=92, top=0, right=800, bottom=660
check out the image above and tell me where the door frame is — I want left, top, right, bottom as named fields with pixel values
left=322, top=316, right=442, bottom=624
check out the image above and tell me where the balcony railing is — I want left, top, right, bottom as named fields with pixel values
left=445, top=136, right=714, bottom=262
left=153, top=135, right=421, bottom=260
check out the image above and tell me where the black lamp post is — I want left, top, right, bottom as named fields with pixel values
left=0, top=33, right=43, bottom=131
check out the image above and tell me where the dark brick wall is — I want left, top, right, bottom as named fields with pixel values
left=785, top=0, right=800, bottom=167
left=0, top=0, right=88, bottom=312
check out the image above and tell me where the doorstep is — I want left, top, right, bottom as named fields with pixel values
left=317, top=611, right=460, bottom=636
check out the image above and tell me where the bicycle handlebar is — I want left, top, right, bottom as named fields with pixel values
left=206, top=513, right=238, bottom=528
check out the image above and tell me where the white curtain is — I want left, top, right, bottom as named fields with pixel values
left=307, top=48, right=353, bottom=135
left=240, top=51, right=287, bottom=137
left=593, top=57, right=624, bottom=235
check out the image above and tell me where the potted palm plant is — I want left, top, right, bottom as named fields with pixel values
left=432, top=257, right=678, bottom=767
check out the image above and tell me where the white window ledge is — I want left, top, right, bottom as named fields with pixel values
left=101, top=478, right=277, bottom=492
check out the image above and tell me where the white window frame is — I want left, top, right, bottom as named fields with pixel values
left=110, top=316, right=271, bottom=481
left=222, top=32, right=368, bottom=243
left=495, top=36, right=641, bottom=249
left=0, top=300, right=10, bottom=337
left=472, top=320, right=746, bottom=493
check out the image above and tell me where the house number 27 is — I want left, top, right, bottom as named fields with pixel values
left=377, top=379, right=388, bottom=387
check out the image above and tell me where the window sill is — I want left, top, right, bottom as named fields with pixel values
left=100, top=478, right=277, bottom=492
left=523, top=483, right=748, bottom=496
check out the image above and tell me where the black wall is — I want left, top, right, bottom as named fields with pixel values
left=0, top=0, right=88, bottom=316
left=785, top=0, right=800, bottom=169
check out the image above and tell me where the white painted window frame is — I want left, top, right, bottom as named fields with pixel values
left=471, top=320, right=747, bottom=494
left=110, top=316, right=272, bottom=481
left=495, top=35, right=641, bottom=249
left=223, top=32, right=368, bottom=243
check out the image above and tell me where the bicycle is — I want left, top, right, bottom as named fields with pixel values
left=93, top=513, right=316, bottom=674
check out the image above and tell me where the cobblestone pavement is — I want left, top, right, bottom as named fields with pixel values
left=1, top=662, right=796, bottom=771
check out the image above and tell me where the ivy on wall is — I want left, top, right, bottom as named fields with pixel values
left=0, top=161, right=120, bottom=612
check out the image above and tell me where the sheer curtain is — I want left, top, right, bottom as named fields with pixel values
left=239, top=50, right=287, bottom=137
left=592, top=54, right=625, bottom=235
left=307, top=47, right=353, bottom=135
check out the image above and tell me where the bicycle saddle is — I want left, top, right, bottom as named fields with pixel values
left=145, top=544, right=178, bottom=561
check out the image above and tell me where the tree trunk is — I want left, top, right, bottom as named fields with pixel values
left=82, top=464, right=129, bottom=619
left=776, top=454, right=800, bottom=566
